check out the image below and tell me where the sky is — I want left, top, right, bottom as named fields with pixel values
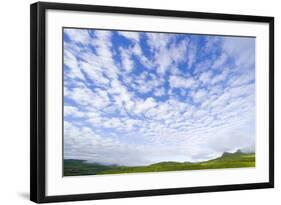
left=63, top=28, right=256, bottom=166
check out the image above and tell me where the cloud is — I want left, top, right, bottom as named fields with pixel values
left=131, top=72, right=164, bottom=94
left=118, top=31, right=140, bottom=42
left=64, top=49, right=85, bottom=80
left=135, top=97, right=157, bottom=114
left=79, top=61, right=110, bottom=86
left=169, top=75, right=196, bottom=89
left=146, top=33, right=172, bottom=52
left=222, top=37, right=255, bottom=68
left=211, top=53, right=228, bottom=69
left=192, top=89, right=208, bottom=103
left=92, top=30, right=113, bottom=59
left=199, top=71, right=212, bottom=84
left=132, top=44, right=154, bottom=69
left=229, top=72, right=255, bottom=87
left=120, top=47, right=134, bottom=72
left=146, top=33, right=188, bottom=75
left=154, top=87, right=166, bottom=97
left=210, top=68, right=229, bottom=85
left=64, top=28, right=91, bottom=45
left=187, top=40, right=197, bottom=69
left=64, top=105, right=84, bottom=118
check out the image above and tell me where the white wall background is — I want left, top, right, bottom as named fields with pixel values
left=0, top=0, right=279, bottom=204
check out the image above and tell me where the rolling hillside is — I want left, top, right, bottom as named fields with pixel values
left=64, top=151, right=255, bottom=176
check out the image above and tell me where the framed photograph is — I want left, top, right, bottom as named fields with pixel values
left=30, top=2, right=274, bottom=203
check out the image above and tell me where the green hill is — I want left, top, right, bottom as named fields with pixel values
left=64, top=151, right=255, bottom=176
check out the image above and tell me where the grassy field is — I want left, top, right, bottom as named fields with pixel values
left=64, top=151, right=255, bottom=176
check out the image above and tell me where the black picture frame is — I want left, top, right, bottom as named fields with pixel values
left=30, top=1, right=274, bottom=203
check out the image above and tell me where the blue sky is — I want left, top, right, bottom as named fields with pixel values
left=63, top=28, right=256, bottom=166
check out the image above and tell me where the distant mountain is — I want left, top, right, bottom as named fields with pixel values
left=221, top=149, right=244, bottom=157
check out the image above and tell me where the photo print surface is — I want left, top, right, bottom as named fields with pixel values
left=63, top=28, right=256, bottom=176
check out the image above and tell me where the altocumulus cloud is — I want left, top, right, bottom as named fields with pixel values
left=63, top=28, right=255, bottom=166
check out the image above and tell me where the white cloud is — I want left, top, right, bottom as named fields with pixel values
left=64, top=29, right=91, bottom=45
left=146, top=33, right=172, bottom=52
left=169, top=39, right=189, bottom=64
left=210, top=68, right=229, bottom=85
left=132, top=44, right=154, bottom=69
left=203, top=36, right=220, bottom=53
left=222, top=37, right=255, bottom=68
left=118, top=31, right=140, bottom=42
left=79, top=61, right=110, bottom=86
left=229, top=72, right=255, bottom=87
left=192, top=89, right=208, bottom=103
left=193, top=59, right=213, bottom=74
left=169, top=75, right=196, bottom=89
left=64, top=49, right=85, bottom=80
left=187, top=41, right=197, bottom=69
left=135, top=97, right=157, bottom=114
left=110, top=79, right=135, bottom=112
left=64, top=105, right=84, bottom=118
left=92, top=30, right=113, bottom=59
left=120, top=47, right=134, bottom=72
left=211, top=53, right=227, bottom=69
left=154, top=87, right=166, bottom=97
left=146, top=33, right=188, bottom=75
left=66, top=85, right=111, bottom=111
left=88, top=30, right=121, bottom=80
left=199, top=71, right=212, bottom=84
left=209, top=92, right=231, bottom=109
left=132, top=73, right=164, bottom=94
left=228, top=83, right=255, bottom=98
